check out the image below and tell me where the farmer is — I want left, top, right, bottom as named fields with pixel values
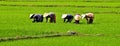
left=61, top=14, right=73, bottom=23
left=43, top=12, right=56, bottom=23
left=81, top=13, right=94, bottom=24
left=74, top=14, right=81, bottom=24
left=30, top=14, right=43, bottom=23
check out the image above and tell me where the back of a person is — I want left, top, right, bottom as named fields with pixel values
left=66, top=14, right=73, bottom=19
left=49, top=14, right=55, bottom=19
left=35, top=14, right=43, bottom=22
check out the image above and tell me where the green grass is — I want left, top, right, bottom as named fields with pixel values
left=0, top=36, right=120, bottom=46
left=1, top=0, right=120, bottom=2
left=0, top=1, right=120, bottom=46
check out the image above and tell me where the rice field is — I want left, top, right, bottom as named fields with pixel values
left=0, top=0, right=120, bottom=46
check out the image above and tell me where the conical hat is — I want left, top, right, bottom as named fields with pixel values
left=30, top=14, right=34, bottom=17
left=43, top=13, right=49, bottom=17
left=86, top=13, right=93, bottom=16
left=81, top=14, right=86, bottom=19
left=61, top=14, right=67, bottom=18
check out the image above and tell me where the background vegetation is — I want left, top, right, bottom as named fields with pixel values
left=0, top=0, right=120, bottom=46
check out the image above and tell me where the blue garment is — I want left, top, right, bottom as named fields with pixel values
left=31, top=14, right=43, bottom=23
left=64, top=14, right=73, bottom=23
